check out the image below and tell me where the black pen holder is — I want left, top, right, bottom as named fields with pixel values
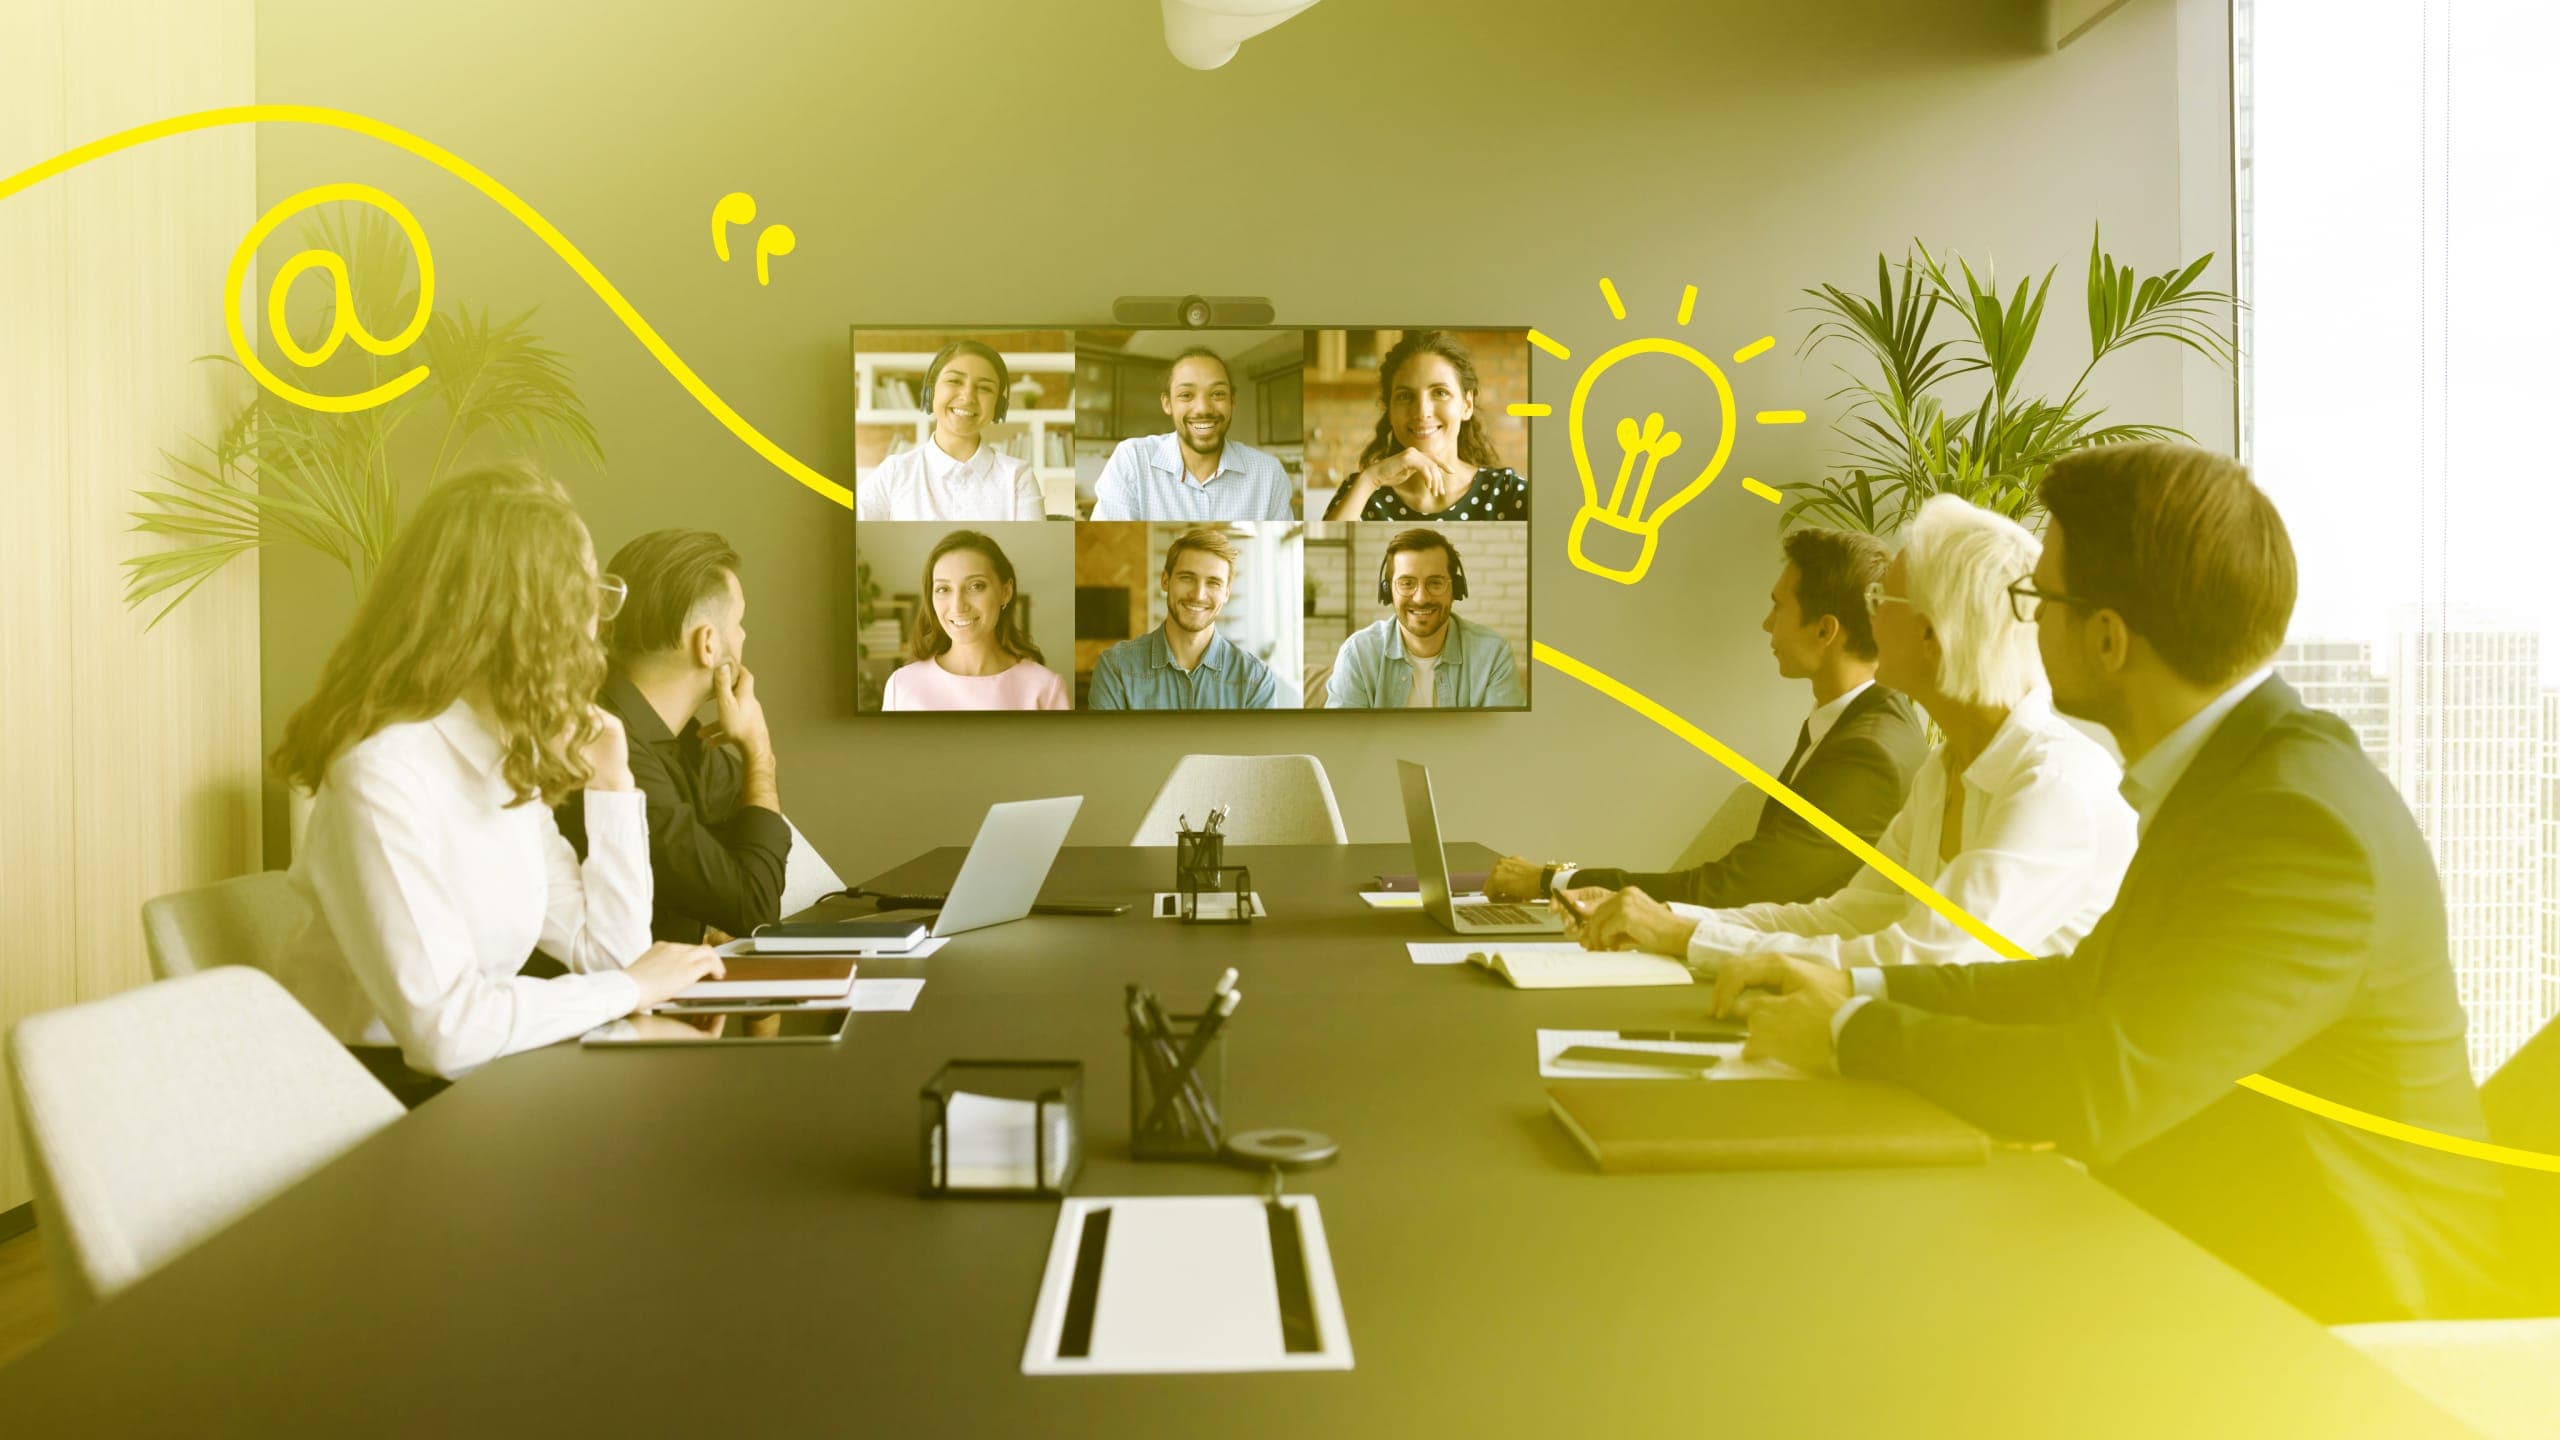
left=919, top=1059, right=1083, bottom=1199
left=1128, top=1012, right=1227, bottom=1161
left=1180, top=864, right=1254, bottom=926
left=1173, top=827, right=1226, bottom=890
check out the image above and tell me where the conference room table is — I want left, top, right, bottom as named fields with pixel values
left=0, top=843, right=2471, bottom=1436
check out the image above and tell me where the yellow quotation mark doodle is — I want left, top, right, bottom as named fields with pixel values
left=710, top=191, right=795, bottom=286
left=1509, top=278, right=1803, bottom=586
left=8, top=113, right=2556, bottom=1175
left=0, top=103, right=850, bottom=505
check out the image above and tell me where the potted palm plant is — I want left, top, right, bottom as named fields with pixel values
left=1780, top=227, right=2234, bottom=535
left=124, top=203, right=600, bottom=623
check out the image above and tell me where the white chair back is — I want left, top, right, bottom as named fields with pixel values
left=7, top=967, right=401, bottom=1316
left=140, top=870, right=311, bottom=980
left=1130, top=754, right=1348, bottom=846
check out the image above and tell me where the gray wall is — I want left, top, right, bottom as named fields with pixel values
left=254, top=0, right=2232, bottom=883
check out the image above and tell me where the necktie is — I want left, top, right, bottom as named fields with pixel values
left=1776, top=722, right=1814, bottom=790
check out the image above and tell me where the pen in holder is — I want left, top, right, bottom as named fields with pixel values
left=1126, top=982, right=1233, bottom=1161
left=1173, top=824, right=1225, bottom=892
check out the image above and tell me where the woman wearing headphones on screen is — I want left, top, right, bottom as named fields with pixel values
left=882, top=530, right=1072, bottom=711
left=855, top=339, right=1048, bottom=522
left=1320, top=330, right=1528, bottom=523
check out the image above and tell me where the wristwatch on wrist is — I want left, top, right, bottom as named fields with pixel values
left=1538, top=862, right=1576, bottom=896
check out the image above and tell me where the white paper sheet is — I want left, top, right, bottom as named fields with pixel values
left=1407, top=942, right=1481, bottom=965
left=1023, top=1196, right=1354, bottom=1376
left=933, top=1091, right=1075, bottom=1191
left=848, top=977, right=926, bottom=1012
left=1150, top=891, right=1268, bottom=920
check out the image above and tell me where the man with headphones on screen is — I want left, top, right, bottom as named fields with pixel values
left=1325, top=528, right=1525, bottom=708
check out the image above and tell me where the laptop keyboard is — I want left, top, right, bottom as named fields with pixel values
left=1459, top=903, right=1543, bottom=926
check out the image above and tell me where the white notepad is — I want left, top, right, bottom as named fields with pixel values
left=1407, top=941, right=1693, bottom=988
left=1022, top=1196, right=1354, bottom=1376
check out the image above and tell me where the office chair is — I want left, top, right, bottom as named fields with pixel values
left=7, top=967, right=403, bottom=1317
left=1130, top=754, right=1348, bottom=846
left=141, top=871, right=309, bottom=981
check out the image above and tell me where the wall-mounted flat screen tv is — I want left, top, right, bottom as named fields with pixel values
left=851, top=325, right=1533, bottom=714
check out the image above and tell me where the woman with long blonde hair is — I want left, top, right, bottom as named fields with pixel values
left=270, top=462, right=723, bottom=1097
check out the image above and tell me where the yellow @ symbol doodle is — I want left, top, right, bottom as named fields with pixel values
left=224, top=181, right=435, bottom=413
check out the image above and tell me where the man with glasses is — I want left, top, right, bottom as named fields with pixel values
left=1324, top=528, right=1523, bottom=708
left=1488, top=527, right=1926, bottom=907
left=1713, top=444, right=2509, bottom=1323
left=1567, top=495, right=2135, bottom=975
left=562, top=529, right=792, bottom=945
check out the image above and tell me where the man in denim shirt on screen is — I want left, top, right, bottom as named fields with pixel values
left=1325, top=528, right=1524, bottom=709
left=1087, top=526, right=1280, bottom=710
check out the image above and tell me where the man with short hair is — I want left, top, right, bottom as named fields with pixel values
left=1719, top=443, right=2508, bottom=1322
left=1325, top=528, right=1522, bottom=709
left=562, top=529, right=791, bottom=944
left=1091, top=347, right=1296, bottom=521
left=1087, top=526, right=1281, bottom=709
left=1486, top=527, right=1926, bottom=906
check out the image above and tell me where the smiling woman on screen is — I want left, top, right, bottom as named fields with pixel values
left=882, top=529, right=1071, bottom=711
left=1322, top=330, right=1527, bottom=523
left=855, top=339, right=1048, bottom=522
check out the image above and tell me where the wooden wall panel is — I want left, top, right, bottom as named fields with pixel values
left=0, top=0, right=78, bottom=1219
left=0, top=0, right=260, bottom=1215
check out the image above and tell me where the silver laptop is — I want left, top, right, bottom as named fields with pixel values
left=881, top=795, right=1083, bottom=938
left=1396, top=760, right=1565, bottom=935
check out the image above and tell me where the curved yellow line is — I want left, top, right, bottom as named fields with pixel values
left=1532, top=640, right=2560, bottom=1175
left=0, top=104, right=849, bottom=508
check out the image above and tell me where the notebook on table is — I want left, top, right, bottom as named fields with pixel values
left=1546, top=1078, right=1991, bottom=1172
left=1465, top=943, right=1693, bottom=990
left=673, top=956, right=859, bottom=1002
left=744, top=918, right=931, bottom=954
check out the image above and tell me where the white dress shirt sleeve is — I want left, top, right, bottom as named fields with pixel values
left=1673, top=788, right=1924, bottom=966
left=542, top=788, right=655, bottom=974
left=1091, top=441, right=1138, bottom=520
left=306, top=752, right=643, bottom=1079
left=1686, top=756, right=2130, bottom=969
left=1009, top=456, right=1047, bottom=520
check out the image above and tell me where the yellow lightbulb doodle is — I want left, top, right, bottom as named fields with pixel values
left=224, top=182, right=435, bottom=414
left=1565, top=338, right=1734, bottom=586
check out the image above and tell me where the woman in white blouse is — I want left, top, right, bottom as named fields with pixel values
left=269, top=463, right=725, bottom=1096
left=1565, top=494, right=2137, bottom=970
left=854, top=338, right=1048, bottom=521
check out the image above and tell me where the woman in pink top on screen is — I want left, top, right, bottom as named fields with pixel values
left=882, top=530, right=1071, bottom=711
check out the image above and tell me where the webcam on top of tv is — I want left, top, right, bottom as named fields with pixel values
left=1112, top=296, right=1277, bottom=329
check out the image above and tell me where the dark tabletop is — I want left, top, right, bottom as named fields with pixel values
left=0, top=844, right=2465, bottom=1437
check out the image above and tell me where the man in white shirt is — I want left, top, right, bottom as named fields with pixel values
left=1090, top=348, right=1296, bottom=521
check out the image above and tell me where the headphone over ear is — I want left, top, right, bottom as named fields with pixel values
left=1376, top=539, right=1470, bottom=608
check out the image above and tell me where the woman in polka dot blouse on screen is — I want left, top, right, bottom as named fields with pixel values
left=1321, top=329, right=1528, bottom=523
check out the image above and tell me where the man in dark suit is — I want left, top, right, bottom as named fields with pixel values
left=559, top=530, right=791, bottom=945
left=1718, top=443, right=2507, bottom=1322
left=1486, top=528, right=1928, bottom=908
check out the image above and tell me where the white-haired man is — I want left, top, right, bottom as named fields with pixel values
left=1568, top=495, right=2137, bottom=970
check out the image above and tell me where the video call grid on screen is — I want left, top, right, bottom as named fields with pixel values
left=849, top=325, right=1535, bottom=716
